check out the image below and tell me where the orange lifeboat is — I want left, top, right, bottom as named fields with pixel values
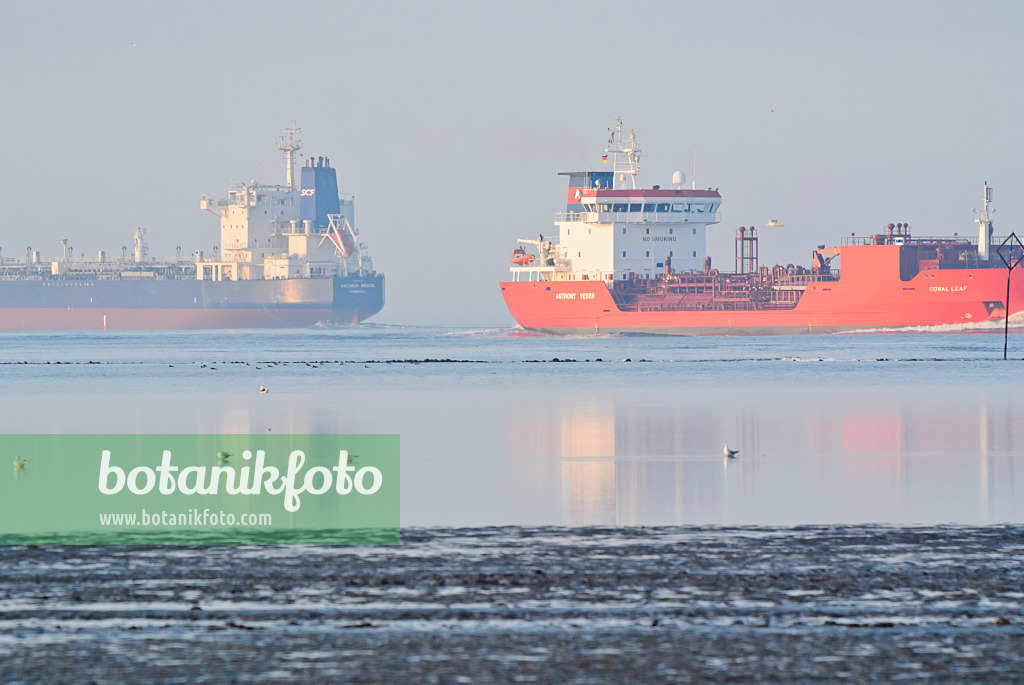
left=510, top=248, right=535, bottom=266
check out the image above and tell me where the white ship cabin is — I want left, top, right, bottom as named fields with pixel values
left=198, top=136, right=366, bottom=281
left=200, top=182, right=341, bottom=280
left=510, top=122, right=721, bottom=283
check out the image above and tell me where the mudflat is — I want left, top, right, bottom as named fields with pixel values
left=2, top=526, right=1022, bottom=682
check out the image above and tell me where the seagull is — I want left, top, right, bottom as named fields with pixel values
left=217, top=451, right=231, bottom=464
left=13, top=457, right=28, bottom=471
left=723, top=444, right=739, bottom=459
left=259, top=385, right=269, bottom=394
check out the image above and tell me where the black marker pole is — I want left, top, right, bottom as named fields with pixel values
left=996, top=232, right=1023, bottom=361
left=1006, top=270, right=1012, bottom=361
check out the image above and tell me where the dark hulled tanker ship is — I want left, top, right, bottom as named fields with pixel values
left=0, top=126, right=384, bottom=330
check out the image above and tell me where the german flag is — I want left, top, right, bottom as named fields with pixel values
left=602, top=155, right=608, bottom=163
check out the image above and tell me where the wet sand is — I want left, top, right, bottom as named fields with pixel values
left=2, top=525, right=1023, bottom=683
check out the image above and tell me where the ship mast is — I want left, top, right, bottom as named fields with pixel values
left=606, top=118, right=641, bottom=190
left=974, top=182, right=994, bottom=260
left=278, top=123, right=302, bottom=189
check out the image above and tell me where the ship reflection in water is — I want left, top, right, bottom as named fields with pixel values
left=2, top=376, right=1022, bottom=527
left=505, top=390, right=1023, bottom=526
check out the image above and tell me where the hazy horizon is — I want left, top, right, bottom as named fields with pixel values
left=2, top=1, right=1022, bottom=326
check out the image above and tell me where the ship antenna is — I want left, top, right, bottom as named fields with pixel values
left=974, top=181, right=995, bottom=260
left=278, top=122, right=302, bottom=189
left=606, top=117, right=641, bottom=190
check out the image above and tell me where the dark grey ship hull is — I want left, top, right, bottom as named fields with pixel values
left=0, top=273, right=384, bottom=330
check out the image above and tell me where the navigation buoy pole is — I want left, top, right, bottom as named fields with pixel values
left=996, top=232, right=1023, bottom=360
left=1006, top=273, right=1012, bottom=361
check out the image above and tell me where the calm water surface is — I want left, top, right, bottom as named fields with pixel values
left=2, top=325, right=1022, bottom=526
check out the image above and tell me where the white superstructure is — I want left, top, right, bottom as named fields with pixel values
left=511, top=120, right=721, bottom=282
left=199, top=126, right=371, bottom=281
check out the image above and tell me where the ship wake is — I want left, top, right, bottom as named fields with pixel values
left=845, top=310, right=1024, bottom=335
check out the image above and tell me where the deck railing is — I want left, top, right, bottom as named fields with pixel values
left=555, top=211, right=722, bottom=224
left=840, top=234, right=1014, bottom=247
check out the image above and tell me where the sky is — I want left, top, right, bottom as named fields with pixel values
left=1, top=1, right=1022, bottom=326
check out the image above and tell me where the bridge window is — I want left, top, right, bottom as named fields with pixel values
left=658, top=203, right=670, bottom=212
left=629, top=204, right=641, bottom=212
left=672, top=204, right=684, bottom=212
left=613, top=203, right=627, bottom=212
left=643, top=204, right=657, bottom=212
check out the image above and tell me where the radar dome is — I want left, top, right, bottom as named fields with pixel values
left=671, top=171, right=685, bottom=188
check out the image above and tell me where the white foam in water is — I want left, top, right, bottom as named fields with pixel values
left=848, top=310, right=1024, bottom=335
left=441, top=328, right=513, bottom=336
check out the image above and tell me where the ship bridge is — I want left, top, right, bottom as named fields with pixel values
left=565, top=188, right=722, bottom=225
left=199, top=129, right=372, bottom=281
left=510, top=120, right=723, bottom=284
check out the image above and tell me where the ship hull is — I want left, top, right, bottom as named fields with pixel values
left=501, top=247, right=1024, bottom=335
left=0, top=274, right=384, bottom=331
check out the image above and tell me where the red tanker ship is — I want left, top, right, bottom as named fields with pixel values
left=500, top=120, right=1023, bottom=335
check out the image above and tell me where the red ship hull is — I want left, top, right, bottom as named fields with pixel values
left=501, top=244, right=1024, bottom=335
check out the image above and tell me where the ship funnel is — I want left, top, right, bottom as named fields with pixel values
left=299, top=155, right=342, bottom=231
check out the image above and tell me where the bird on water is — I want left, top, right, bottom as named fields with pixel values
left=723, top=444, right=739, bottom=459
